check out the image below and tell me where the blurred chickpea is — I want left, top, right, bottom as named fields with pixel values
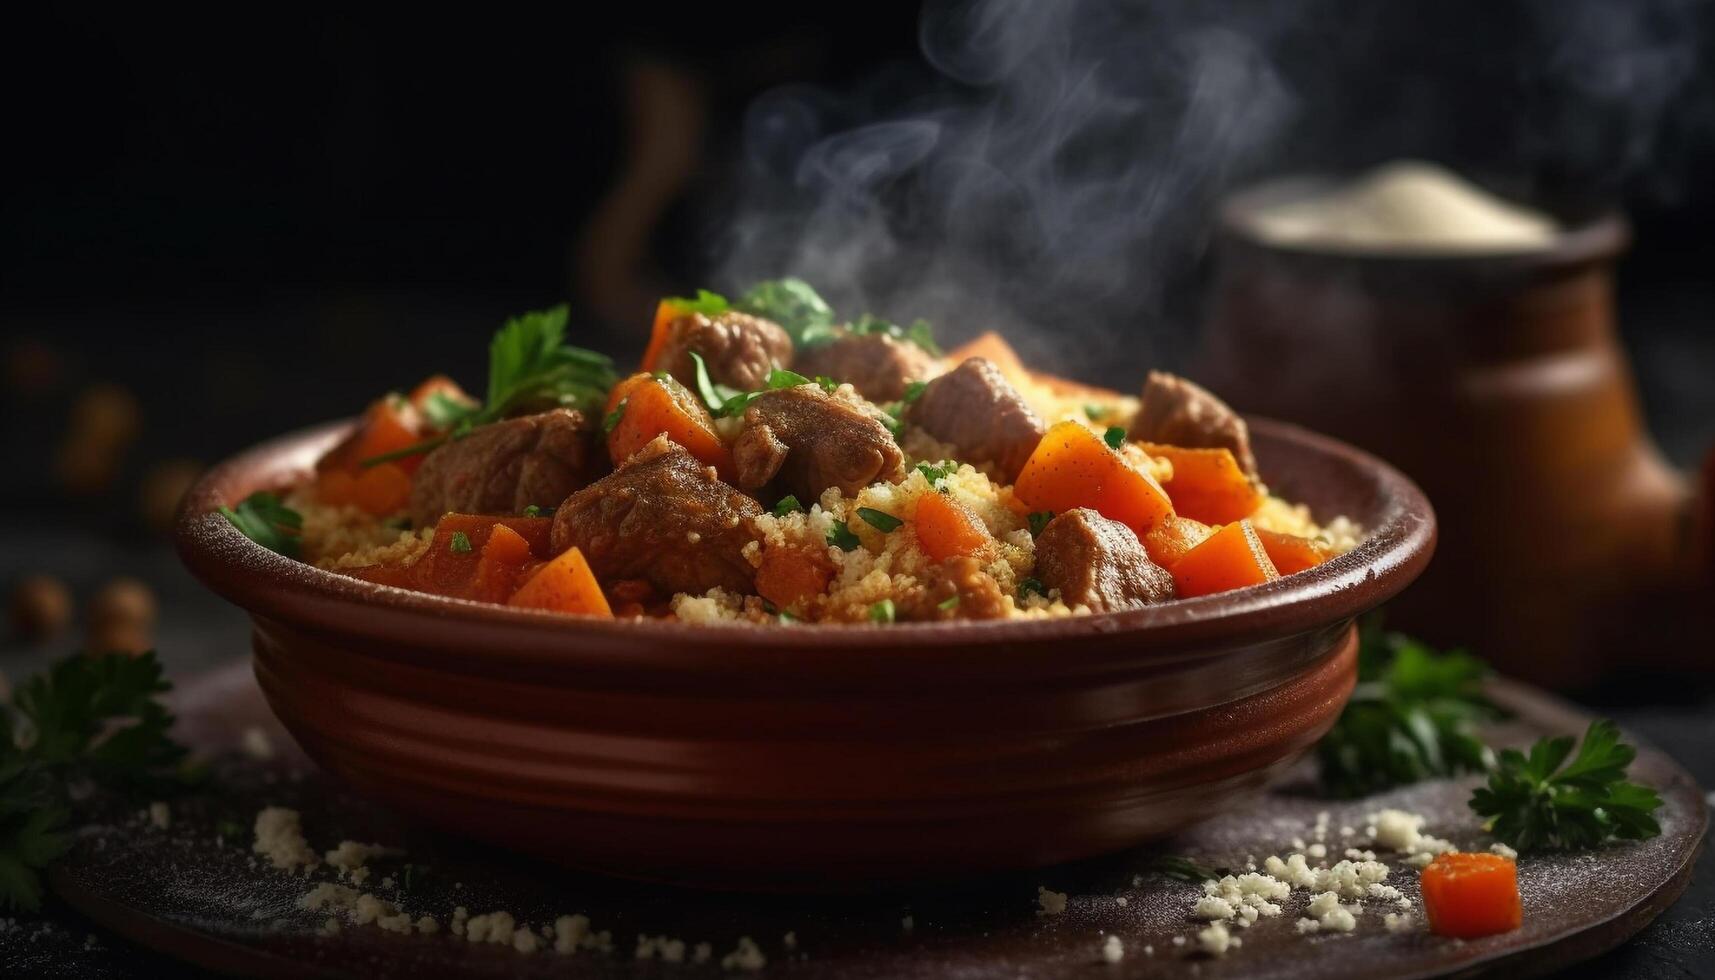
left=4, top=339, right=63, bottom=396
left=56, top=382, right=141, bottom=496
left=140, top=459, right=204, bottom=533
left=9, top=575, right=73, bottom=641
left=88, top=577, right=158, bottom=631
left=87, top=621, right=153, bottom=656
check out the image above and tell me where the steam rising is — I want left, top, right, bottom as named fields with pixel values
left=710, top=0, right=1707, bottom=384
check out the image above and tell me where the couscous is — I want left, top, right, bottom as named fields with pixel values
left=223, top=279, right=1359, bottom=624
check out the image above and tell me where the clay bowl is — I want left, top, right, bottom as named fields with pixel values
left=176, top=417, right=1434, bottom=891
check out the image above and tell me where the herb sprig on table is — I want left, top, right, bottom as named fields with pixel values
left=362, top=305, right=617, bottom=467
left=1471, top=720, right=1664, bottom=852
left=0, top=652, right=189, bottom=911
left=1315, top=618, right=1500, bottom=798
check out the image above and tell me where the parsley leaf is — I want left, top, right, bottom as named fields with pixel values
left=686, top=350, right=743, bottom=413
left=1103, top=426, right=1126, bottom=449
left=220, top=491, right=303, bottom=559
left=1027, top=511, right=1055, bottom=537
left=1316, top=618, right=1500, bottom=798
left=772, top=495, right=803, bottom=516
left=421, top=391, right=479, bottom=429
left=0, top=652, right=187, bottom=911
left=826, top=520, right=861, bottom=552
left=849, top=313, right=942, bottom=356
left=868, top=599, right=896, bottom=624
left=1017, top=577, right=1046, bottom=600
left=1470, top=720, right=1663, bottom=852
left=603, top=399, right=626, bottom=434
left=937, top=595, right=960, bottom=611
left=734, top=279, right=836, bottom=348
left=1147, top=856, right=1230, bottom=882
left=449, top=531, right=472, bottom=554
left=1083, top=404, right=1105, bottom=421
left=662, top=289, right=730, bottom=318
left=903, top=381, right=928, bottom=403
left=916, top=462, right=953, bottom=489
left=857, top=507, right=902, bottom=532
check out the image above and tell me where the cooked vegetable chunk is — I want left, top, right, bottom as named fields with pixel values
left=1255, top=528, right=1333, bottom=574
left=731, top=384, right=905, bottom=503
left=908, top=358, right=1044, bottom=482
left=508, top=546, right=612, bottom=617
left=1034, top=508, right=1175, bottom=612
left=1142, top=515, right=1214, bottom=570
left=551, top=436, right=762, bottom=596
left=1142, top=442, right=1263, bottom=525
left=1129, top=371, right=1258, bottom=479
left=408, top=409, right=599, bottom=528
left=1015, top=421, right=1174, bottom=537
left=1419, top=852, right=1522, bottom=938
left=1170, top=519, right=1280, bottom=597
left=913, top=491, right=992, bottom=562
left=604, top=372, right=731, bottom=475
left=794, top=332, right=938, bottom=403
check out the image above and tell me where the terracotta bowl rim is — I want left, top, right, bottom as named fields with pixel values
left=1217, top=172, right=1629, bottom=269
left=175, top=415, right=1435, bottom=663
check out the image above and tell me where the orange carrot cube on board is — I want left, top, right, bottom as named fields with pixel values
left=1419, top=852, right=1523, bottom=938
left=1014, top=421, right=1174, bottom=537
left=914, top=491, right=992, bottom=562
left=1139, top=442, right=1263, bottom=525
left=509, top=546, right=613, bottom=617
left=1170, top=519, right=1280, bottom=597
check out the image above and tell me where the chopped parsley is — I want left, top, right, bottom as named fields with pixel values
left=421, top=390, right=478, bottom=428
left=1103, top=426, right=1126, bottom=449
left=903, top=380, right=928, bottom=403
left=868, top=599, right=896, bottom=624
left=937, top=595, right=960, bottom=611
left=1470, top=720, right=1663, bottom=852
left=1027, top=511, right=1055, bottom=537
left=662, top=289, right=729, bottom=318
left=449, top=531, right=473, bottom=554
left=687, top=350, right=745, bottom=413
left=734, top=278, right=837, bottom=348
left=916, top=462, right=954, bottom=488
left=849, top=313, right=942, bottom=356
left=602, top=398, right=626, bottom=434
left=826, top=520, right=861, bottom=552
left=220, top=491, right=303, bottom=558
left=772, top=495, right=803, bottom=516
left=1083, top=404, right=1105, bottom=421
left=857, top=507, right=902, bottom=532
left=813, top=375, right=839, bottom=394
left=522, top=504, right=550, bottom=518
left=1018, top=577, right=1046, bottom=599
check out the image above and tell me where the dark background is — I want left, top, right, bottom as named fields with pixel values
left=2, top=4, right=1712, bottom=977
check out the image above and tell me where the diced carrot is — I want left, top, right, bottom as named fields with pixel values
left=344, top=462, right=412, bottom=516
left=604, top=372, right=732, bottom=474
left=317, top=395, right=427, bottom=475
left=1139, top=442, right=1264, bottom=525
left=1256, top=528, right=1333, bottom=575
left=1170, top=519, right=1280, bottom=598
left=408, top=374, right=477, bottom=417
left=1420, top=852, right=1522, bottom=939
left=942, top=332, right=1126, bottom=403
left=470, top=524, right=535, bottom=603
left=755, top=546, right=835, bottom=611
left=315, top=468, right=361, bottom=507
left=1014, top=421, right=1175, bottom=537
left=431, top=514, right=554, bottom=557
left=913, top=491, right=992, bottom=562
left=640, top=300, right=684, bottom=374
left=508, top=546, right=613, bottom=617
left=1143, top=515, right=1214, bottom=570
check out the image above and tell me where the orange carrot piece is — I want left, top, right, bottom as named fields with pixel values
left=315, top=468, right=360, bottom=507
left=346, top=462, right=412, bottom=516
left=604, top=372, right=731, bottom=473
left=640, top=300, right=684, bottom=374
left=913, top=491, right=992, bottom=562
left=1143, top=515, right=1214, bottom=570
left=1139, top=442, right=1264, bottom=525
left=408, top=374, right=477, bottom=416
left=470, top=523, right=535, bottom=603
left=508, top=547, right=613, bottom=617
left=755, top=546, right=835, bottom=611
left=1014, top=421, right=1175, bottom=537
left=318, top=396, right=426, bottom=475
left=431, top=514, right=553, bottom=557
left=1420, top=852, right=1522, bottom=939
left=1255, top=528, right=1333, bottom=575
left=1170, top=519, right=1280, bottom=597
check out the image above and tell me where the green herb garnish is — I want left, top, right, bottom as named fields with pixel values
left=1083, top=404, right=1105, bottom=421
left=1017, top=577, right=1046, bottom=600
left=868, top=599, right=896, bottom=624
left=849, top=313, right=942, bottom=356
left=916, top=462, right=954, bottom=488
left=937, top=595, right=960, bottom=611
left=449, top=531, right=472, bottom=554
left=813, top=375, right=839, bottom=394
left=1147, top=856, right=1229, bottom=882
left=1103, top=426, right=1126, bottom=449
left=734, top=278, right=836, bottom=348
left=826, top=520, right=861, bottom=552
left=686, top=350, right=744, bottom=413
left=1315, top=618, right=1500, bottom=798
left=603, top=398, right=626, bottom=434
left=903, top=381, right=928, bottom=403
left=1027, top=511, right=1055, bottom=537
left=362, top=305, right=617, bottom=467
left=663, top=289, right=730, bottom=318
left=421, top=391, right=478, bottom=429
left=772, top=495, right=803, bottom=516
left=1470, top=720, right=1663, bottom=852
left=0, top=652, right=187, bottom=911
left=857, top=507, right=902, bottom=533
left=522, top=505, right=545, bottom=518
left=220, top=491, right=303, bottom=559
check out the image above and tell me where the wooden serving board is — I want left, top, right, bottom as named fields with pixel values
left=45, top=661, right=1706, bottom=979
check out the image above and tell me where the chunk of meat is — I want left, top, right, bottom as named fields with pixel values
left=793, top=332, right=938, bottom=403
left=550, top=436, right=762, bottom=596
left=653, top=311, right=793, bottom=393
left=1033, top=508, right=1175, bottom=612
left=907, top=358, right=1045, bottom=481
left=731, top=385, right=905, bottom=503
left=408, top=410, right=598, bottom=527
left=1128, top=371, right=1257, bottom=478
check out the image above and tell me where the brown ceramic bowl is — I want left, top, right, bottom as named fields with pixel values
left=176, top=416, right=1434, bottom=890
